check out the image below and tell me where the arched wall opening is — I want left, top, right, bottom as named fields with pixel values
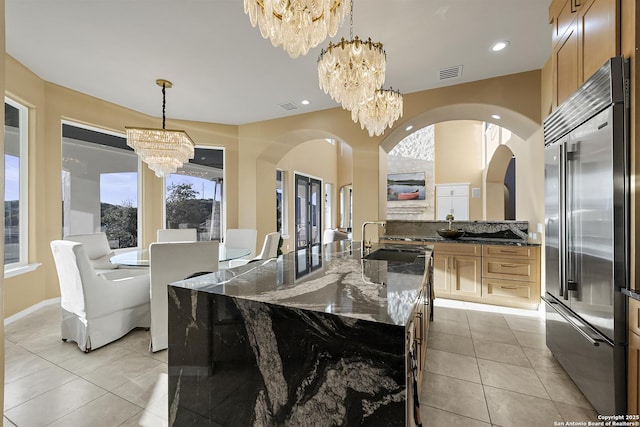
left=253, top=128, right=354, bottom=253
left=485, top=144, right=517, bottom=220
left=378, top=103, right=543, bottom=236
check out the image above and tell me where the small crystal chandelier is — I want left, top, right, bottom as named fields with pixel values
left=351, top=87, right=403, bottom=137
left=317, top=0, right=386, bottom=111
left=126, top=80, right=195, bottom=178
left=244, top=0, right=351, bottom=58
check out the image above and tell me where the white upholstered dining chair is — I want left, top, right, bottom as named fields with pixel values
left=228, top=231, right=280, bottom=268
left=219, top=228, right=257, bottom=269
left=149, top=240, right=219, bottom=352
left=64, top=232, right=120, bottom=273
left=156, top=228, right=198, bottom=242
left=50, top=240, right=151, bottom=352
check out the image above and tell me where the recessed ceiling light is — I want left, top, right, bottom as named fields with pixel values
left=405, top=125, right=414, bottom=131
left=301, top=99, right=311, bottom=105
left=491, top=41, right=510, bottom=52
left=491, top=114, right=501, bottom=120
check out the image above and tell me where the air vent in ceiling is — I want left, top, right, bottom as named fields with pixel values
left=439, top=65, right=463, bottom=81
left=279, top=102, right=299, bottom=111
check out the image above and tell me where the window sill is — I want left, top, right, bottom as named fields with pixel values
left=4, top=263, right=41, bottom=279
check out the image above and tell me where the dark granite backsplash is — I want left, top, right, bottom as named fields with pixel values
left=384, top=220, right=529, bottom=241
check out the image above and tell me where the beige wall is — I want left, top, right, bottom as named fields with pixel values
left=276, top=139, right=338, bottom=252
left=3, top=55, right=544, bottom=319
left=434, top=121, right=484, bottom=220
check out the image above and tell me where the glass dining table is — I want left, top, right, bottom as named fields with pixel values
left=109, top=244, right=251, bottom=267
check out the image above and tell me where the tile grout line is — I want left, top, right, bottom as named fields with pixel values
left=6, top=339, right=154, bottom=423
left=471, top=312, right=496, bottom=427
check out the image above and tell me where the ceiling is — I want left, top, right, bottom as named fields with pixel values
left=5, top=0, right=551, bottom=126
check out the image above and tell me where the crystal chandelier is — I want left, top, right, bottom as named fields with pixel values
left=351, top=88, right=403, bottom=137
left=317, top=0, right=386, bottom=111
left=126, top=80, right=195, bottom=178
left=244, top=0, right=350, bottom=58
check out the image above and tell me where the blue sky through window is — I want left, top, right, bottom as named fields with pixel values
left=99, top=172, right=219, bottom=207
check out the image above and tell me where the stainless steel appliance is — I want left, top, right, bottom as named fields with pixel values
left=543, top=56, right=630, bottom=415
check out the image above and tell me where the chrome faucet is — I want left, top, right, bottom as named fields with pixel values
left=361, top=221, right=386, bottom=254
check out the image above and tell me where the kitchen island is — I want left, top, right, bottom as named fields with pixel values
left=167, top=240, right=433, bottom=426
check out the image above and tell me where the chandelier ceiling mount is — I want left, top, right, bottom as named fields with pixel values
left=125, top=79, right=195, bottom=178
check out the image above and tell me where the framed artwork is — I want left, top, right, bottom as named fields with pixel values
left=387, top=172, right=426, bottom=201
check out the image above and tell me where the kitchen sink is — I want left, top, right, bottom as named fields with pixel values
left=363, top=248, right=423, bottom=263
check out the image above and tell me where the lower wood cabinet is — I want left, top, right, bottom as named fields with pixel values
left=433, top=244, right=482, bottom=298
left=482, top=245, right=540, bottom=307
left=432, top=242, right=541, bottom=309
left=629, top=298, right=640, bottom=413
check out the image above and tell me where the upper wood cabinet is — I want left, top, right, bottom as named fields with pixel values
left=549, top=0, right=619, bottom=108
left=577, top=0, right=619, bottom=82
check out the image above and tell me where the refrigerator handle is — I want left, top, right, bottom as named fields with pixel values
left=564, top=143, right=576, bottom=300
left=545, top=297, right=605, bottom=346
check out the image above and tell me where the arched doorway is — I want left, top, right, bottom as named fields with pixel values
left=485, top=144, right=516, bottom=220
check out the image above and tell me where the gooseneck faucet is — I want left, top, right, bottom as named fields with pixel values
left=361, top=221, right=386, bottom=254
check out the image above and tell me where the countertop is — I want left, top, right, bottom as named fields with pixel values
left=622, top=288, right=640, bottom=301
left=169, top=240, right=432, bottom=327
left=381, top=235, right=541, bottom=247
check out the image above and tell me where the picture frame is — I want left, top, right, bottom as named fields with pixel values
left=387, top=172, right=426, bottom=201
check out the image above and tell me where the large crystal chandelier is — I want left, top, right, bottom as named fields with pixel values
left=317, top=0, right=386, bottom=111
left=244, top=0, right=350, bottom=58
left=126, top=80, right=195, bottom=178
left=351, top=88, right=403, bottom=137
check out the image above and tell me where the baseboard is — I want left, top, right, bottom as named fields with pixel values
left=4, top=297, right=60, bottom=326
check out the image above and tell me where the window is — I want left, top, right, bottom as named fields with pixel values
left=276, top=169, right=287, bottom=236
left=164, top=147, right=224, bottom=241
left=295, top=174, right=322, bottom=250
left=4, top=98, right=28, bottom=266
left=62, top=123, right=140, bottom=248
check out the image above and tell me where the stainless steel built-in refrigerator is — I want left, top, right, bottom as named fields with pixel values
left=543, top=56, right=629, bottom=415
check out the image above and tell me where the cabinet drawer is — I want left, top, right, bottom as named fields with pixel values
left=483, top=257, right=538, bottom=282
left=482, top=245, right=537, bottom=259
left=630, top=298, right=640, bottom=337
left=483, top=278, right=534, bottom=304
left=434, top=243, right=480, bottom=257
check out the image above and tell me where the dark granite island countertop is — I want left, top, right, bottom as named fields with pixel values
left=167, top=240, right=432, bottom=427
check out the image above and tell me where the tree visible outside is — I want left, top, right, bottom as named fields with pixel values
left=101, top=200, right=137, bottom=248
left=100, top=182, right=218, bottom=248
left=165, top=183, right=214, bottom=232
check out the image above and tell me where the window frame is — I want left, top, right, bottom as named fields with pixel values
left=4, top=96, right=29, bottom=270
left=276, top=169, right=289, bottom=238
left=61, top=120, right=142, bottom=248
left=162, top=145, right=226, bottom=241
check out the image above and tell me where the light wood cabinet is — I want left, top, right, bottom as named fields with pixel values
left=553, top=19, right=579, bottom=106
left=433, top=242, right=541, bottom=308
left=629, top=298, right=640, bottom=413
left=482, top=245, right=540, bottom=307
left=577, top=0, right=618, bottom=83
left=433, top=243, right=481, bottom=298
left=549, top=0, right=619, bottom=107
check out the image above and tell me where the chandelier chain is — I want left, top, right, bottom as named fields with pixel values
left=161, top=83, right=166, bottom=130
left=349, top=0, right=353, bottom=40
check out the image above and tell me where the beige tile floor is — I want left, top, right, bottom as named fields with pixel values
left=3, top=299, right=600, bottom=426
left=420, top=298, right=600, bottom=427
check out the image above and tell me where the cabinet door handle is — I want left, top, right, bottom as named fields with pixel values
left=498, top=249, right=517, bottom=254
left=500, top=286, right=519, bottom=290
left=500, top=263, right=520, bottom=268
